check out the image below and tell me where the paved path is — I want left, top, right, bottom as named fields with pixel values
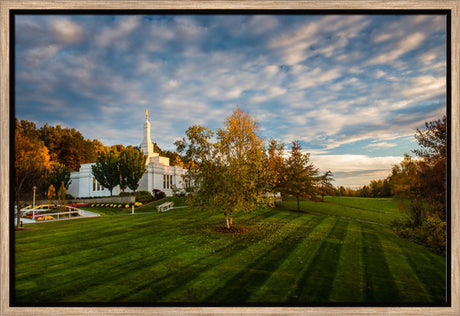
left=15, top=208, right=100, bottom=225
left=81, top=210, right=101, bottom=217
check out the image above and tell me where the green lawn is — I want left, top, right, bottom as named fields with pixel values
left=14, top=197, right=446, bottom=305
left=279, top=196, right=404, bottom=225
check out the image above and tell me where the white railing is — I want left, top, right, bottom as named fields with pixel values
left=23, top=206, right=85, bottom=222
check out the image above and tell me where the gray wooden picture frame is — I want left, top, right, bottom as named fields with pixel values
left=1, top=1, right=458, bottom=315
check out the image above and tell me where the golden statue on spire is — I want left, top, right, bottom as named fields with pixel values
left=145, top=109, right=149, bottom=120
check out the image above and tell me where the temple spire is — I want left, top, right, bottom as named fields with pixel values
left=141, top=109, right=154, bottom=161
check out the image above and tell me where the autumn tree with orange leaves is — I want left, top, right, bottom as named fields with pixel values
left=15, top=121, right=51, bottom=229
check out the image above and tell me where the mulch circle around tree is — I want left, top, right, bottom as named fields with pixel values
left=212, top=226, right=248, bottom=234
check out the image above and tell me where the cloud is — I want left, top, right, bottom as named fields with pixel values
left=250, top=86, right=286, bottom=104
left=269, top=15, right=370, bottom=66
left=366, top=142, right=397, bottom=149
left=248, top=15, right=279, bottom=35
left=310, top=154, right=403, bottom=186
left=365, top=32, right=426, bottom=66
left=290, top=66, right=342, bottom=90
left=50, top=18, right=84, bottom=44
left=401, top=75, right=445, bottom=98
left=22, top=44, right=61, bottom=66
left=95, top=16, right=140, bottom=47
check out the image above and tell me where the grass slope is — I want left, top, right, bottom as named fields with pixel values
left=279, top=197, right=404, bottom=225
left=14, top=197, right=445, bottom=305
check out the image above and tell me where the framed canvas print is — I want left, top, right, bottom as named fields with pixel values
left=1, top=1, right=458, bottom=315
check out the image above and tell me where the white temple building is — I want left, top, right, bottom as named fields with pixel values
left=68, top=110, right=187, bottom=198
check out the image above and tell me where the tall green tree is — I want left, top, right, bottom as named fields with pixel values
left=266, top=139, right=285, bottom=203
left=48, top=163, right=72, bottom=192
left=118, top=147, right=147, bottom=195
left=360, top=185, right=370, bottom=197
left=175, top=124, right=216, bottom=199
left=91, top=151, right=120, bottom=196
left=318, top=170, right=334, bottom=201
left=282, top=141, right=318, bottom=210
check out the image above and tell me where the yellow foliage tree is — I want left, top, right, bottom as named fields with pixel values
left=57, top=181, right=66, bottom=212
left=47, top=185, right=56, bottom=209
left=177, top=106, right=269, bottom=230
left=215, top=106, right=267, bottom=228
left=15, top=130, right=50, bottom=229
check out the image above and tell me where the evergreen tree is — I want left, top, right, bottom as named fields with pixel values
left=266, top=139, right=285, bottom=203
left=282, top=141, right=318, bottom=210
left=47, top=185, right=56, bottom=209
left=57, top=181, right=67, bottom=212
left=318, top=170, right=334, bottom=201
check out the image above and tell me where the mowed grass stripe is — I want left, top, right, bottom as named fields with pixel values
left=325, top=197, right=401, bottom=216
left=68, top=236, right=233, bottom=302
left=362, top=228, right=400, bottom=302
left=114, top=213, right=295, bottom=302
left=396, top=237, right=446, bottom=302
left=16, top=206, right=218, bottom=247
left=378, top=232, right=432, bottom=302
left=122, top=211, right=308, bottom=302
left=15, top=215, right=199, bottom=277
left=15, top=207, right=255, bottom=269
left=279, top=200, right=395, bottom=225
left=288, top=218, right=349, bottom=303
left=16, top=208, right=289, bottom=285
left=248, top=216, right=336, bottom=303
left=201, top=215, right=326, bottom=303
left=16, top=210, right=248, bottom=301
left=155, top=213, right=318, bottom=303
left=69, top=210, right=297, bottom=302
left=15, top=224, right=202, bottom=301
left=328, top=220, right=365, bottom=302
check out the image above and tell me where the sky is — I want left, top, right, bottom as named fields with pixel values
left=14, top=13, right=447, bottom=187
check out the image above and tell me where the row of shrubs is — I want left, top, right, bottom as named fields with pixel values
left=70, top=190, right=167, bottom=203
left=119, top=190, right=166, bottom=204
left=393, top=215, right=446, bottom=255
left=90, top=202, right=143, bottom=208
